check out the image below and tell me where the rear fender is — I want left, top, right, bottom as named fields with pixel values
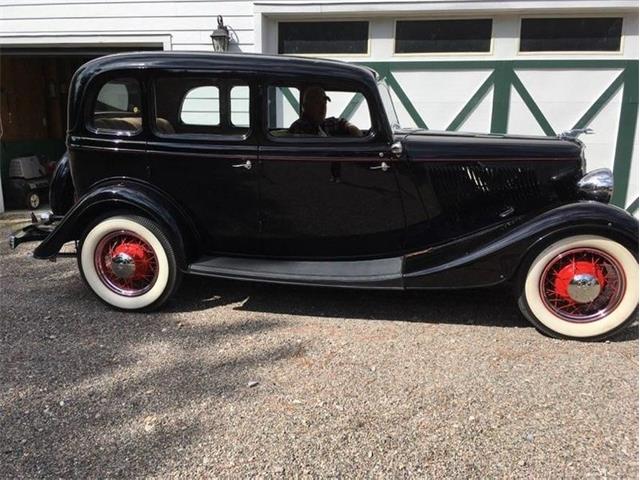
left=403, top=202, right=639, bottom=289
left=34, top=178, right=201, bottom=267
left=49, top=151, right=75, bottom=216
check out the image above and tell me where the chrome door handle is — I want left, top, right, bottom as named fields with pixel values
left=232, top=160, right=252, bottom=170
left=369, top=161, right=390, bottom=172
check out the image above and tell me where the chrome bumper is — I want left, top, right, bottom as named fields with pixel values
left=8, top=212, right=61, bottom=250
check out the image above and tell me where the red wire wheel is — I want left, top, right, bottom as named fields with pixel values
left=539, top=247, right=625, bottom=323
left=94, top=230, right=159, bottom=297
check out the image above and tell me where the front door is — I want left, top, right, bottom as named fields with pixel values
left=148, top=75, right=260, bottom=255
left=258, top=84, right=405, bottom=259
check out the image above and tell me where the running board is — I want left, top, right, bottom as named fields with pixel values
left=187, top=255, right=404, bottom=289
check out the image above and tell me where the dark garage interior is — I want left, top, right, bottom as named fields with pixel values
left=0, top=46, right=161, bottom=209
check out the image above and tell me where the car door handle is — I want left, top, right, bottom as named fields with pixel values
left=232, top=160, right=252, bottom=170
left=369, top=161, right=390, bottom=172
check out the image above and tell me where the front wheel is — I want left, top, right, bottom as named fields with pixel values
left=518, top=234, right=638, bottom=340
left=78, top=215, right=181, bottom=311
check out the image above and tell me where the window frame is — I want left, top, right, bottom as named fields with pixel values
left=149, top=73, right=254, bottom=142
left=277, top=19, right=371, bottom=58
left=392, top=17, right=495, bottom=57
left=86, top=74, right=144, bottom=137
left=517, top=15, right=625, bottom=55
left=262, top=81, right=380, bottom=145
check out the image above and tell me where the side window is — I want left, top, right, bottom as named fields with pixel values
left=230, top=85, right=250, bottom=128
left=91, top=77, right=142, bottom=134
left=267, top=84, right=372, bottom=139
left=154, top=77, right=250, bottom=136
left=180, top=86, right=220, bottom=126
left=267, top=86, right=301, bottom=131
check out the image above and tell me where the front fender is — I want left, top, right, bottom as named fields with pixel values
left=34, top=178, right=200, bottom=266
left=404, top=202, right=638, bottom=289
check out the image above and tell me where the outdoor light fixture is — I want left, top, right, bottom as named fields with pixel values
left=210, top=15, right=230, bottom=52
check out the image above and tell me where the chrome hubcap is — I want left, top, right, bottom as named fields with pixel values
left=566, top=273, right=601, bottom=303
left=110, top=252, right=136, bottom=279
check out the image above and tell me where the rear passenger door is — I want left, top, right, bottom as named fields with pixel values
left=72, top=75, right=149, bottom=193
left=147, top=74, right=261, bottom=255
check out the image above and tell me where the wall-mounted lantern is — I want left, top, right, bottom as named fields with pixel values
left=210, top=15, right=230, bottom=52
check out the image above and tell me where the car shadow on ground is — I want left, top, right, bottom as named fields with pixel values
left=166, top=276, right=638, bottom=342
left=168, top=276, right=527, bottom=327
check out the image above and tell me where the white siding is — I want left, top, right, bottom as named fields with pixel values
left=0, top=0, right=256, bottom=52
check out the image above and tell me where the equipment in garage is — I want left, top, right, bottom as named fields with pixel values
left=6, top=155, right=50, bottom=209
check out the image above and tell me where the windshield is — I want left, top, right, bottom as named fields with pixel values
left=377, top=79, right=401, bottom=131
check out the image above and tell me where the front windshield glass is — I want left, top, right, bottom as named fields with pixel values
left=377, top=79, right=401, bottom=131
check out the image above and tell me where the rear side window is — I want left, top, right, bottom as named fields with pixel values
left=154, top=77, right=250, bottom=137
left=180, top=86, right=220, bottom=126
left=91, top=77, right=142, bottom=134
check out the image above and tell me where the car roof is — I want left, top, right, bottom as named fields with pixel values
left=76, top=51, right=379, bottom=82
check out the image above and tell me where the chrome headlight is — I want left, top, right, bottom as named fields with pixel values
left=577, top=168, right=613, bottom=203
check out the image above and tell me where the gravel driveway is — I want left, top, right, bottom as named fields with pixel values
left=1, top=213, right=638, bottom=479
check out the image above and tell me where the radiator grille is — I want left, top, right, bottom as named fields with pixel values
left=428, top=164, right=543, bottom=215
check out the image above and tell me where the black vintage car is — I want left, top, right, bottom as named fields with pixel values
left=9, top=52, right=638, bottom=340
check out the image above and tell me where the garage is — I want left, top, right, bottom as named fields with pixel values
left=0, top=45, right=162, bottom=210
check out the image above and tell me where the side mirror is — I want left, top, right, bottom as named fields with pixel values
left=390, top=141, right=403, bottom=158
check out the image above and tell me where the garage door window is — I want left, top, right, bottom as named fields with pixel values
left=395, top=19, right=493, bottom=53
left=278, top=21, right=369, bottom=55
left=520, top=18, right=623, bottom=52
left=91, top=77, right=142, bottom=134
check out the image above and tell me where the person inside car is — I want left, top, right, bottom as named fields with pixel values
left=289, top=85, right=362, bottom=137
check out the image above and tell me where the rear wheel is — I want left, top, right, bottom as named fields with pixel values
left=78, top=215, right=181, bottom=311
left=518, top=234, right=638, bottom=340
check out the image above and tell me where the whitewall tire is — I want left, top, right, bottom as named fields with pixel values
left=78, top=215, right=181, bottom=311
left=518, top=234, right=638, bottom=340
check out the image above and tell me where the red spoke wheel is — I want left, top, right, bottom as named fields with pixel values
left=519, top=235, right=638, bottom=340
left=78, top=215, right=181, bottom=311
left=539, top=248, right=625, bottom=323
left=94, top=230, right=159, bottom=297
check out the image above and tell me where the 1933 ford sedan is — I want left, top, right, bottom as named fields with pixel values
left=10, top=52, right=639, bottom=340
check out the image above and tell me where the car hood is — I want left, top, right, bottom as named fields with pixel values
left=396, top=129, right=583, bottom=161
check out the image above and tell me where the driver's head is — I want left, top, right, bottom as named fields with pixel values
left=301, top=86, right=330, bottom=124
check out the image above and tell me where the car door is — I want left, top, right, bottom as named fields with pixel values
left=147, top=75, right=260, bottom=255
left=258, top=84, right=406, bottom=259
